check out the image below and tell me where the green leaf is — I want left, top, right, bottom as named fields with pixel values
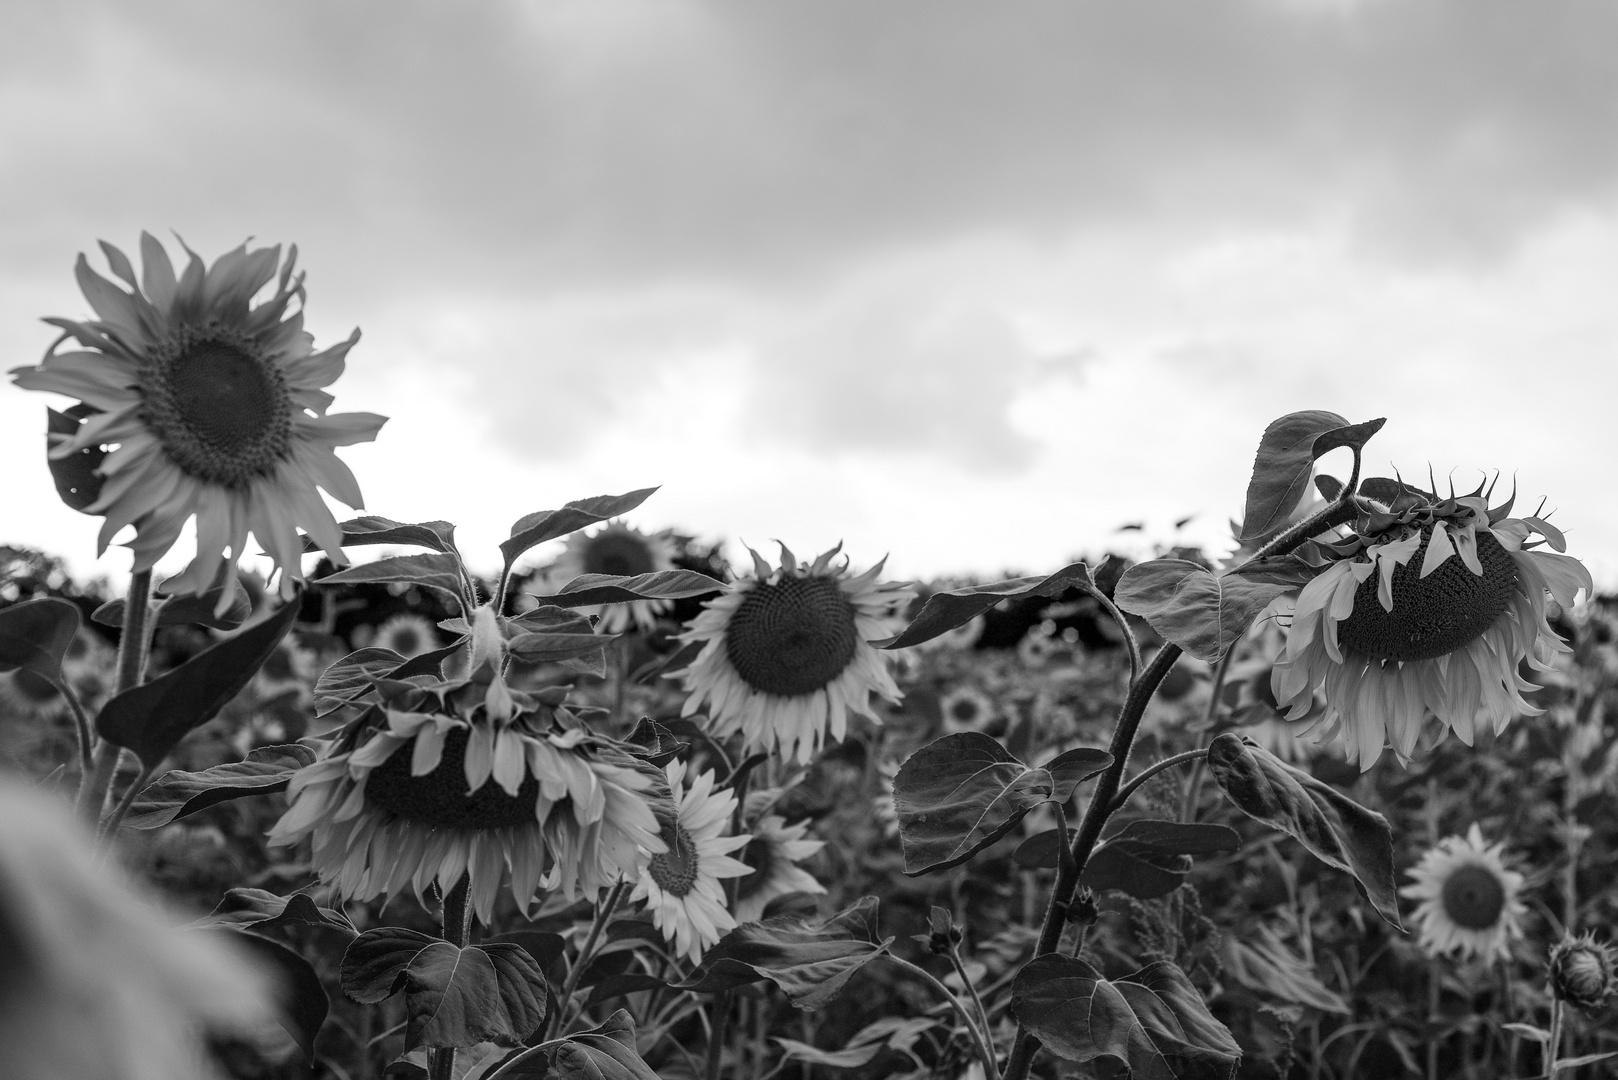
left=672, top=897, right=892, bottom=1010
left=1101, top=818, right=1242, bottom=856
left=771, top=1038, right=884, bottom=1069
left=533, top=568, right=728, bottom=608
left=209, top=929, right=329, bottom=1064
left=206, top=887, right=357, bottom=938
left=1206, top=734, right=1401, bottom=927
left=96, top=598, right=302, bottom=770
left=1114, top=560, right=1288, bottom=664
left=302, top=515, right=459, bottom=554
left=1082, top=844, right=1190, bottom=899
left=876, top=563, right=1096, bottom=650
left=506, top=631, right=616, bottom=665
left=45, top=404, right=106, bottom=511
left=123, top=744, right=316, bottom=828
left=94, top=572, right=253, bottom=631
left=340, top=928, right=547, bottom=1050
left=1239, top=411, right=1384, bottom=541
left=0, top=597, right=80, bottom=681
left=548, top=1010, right=661, bottom=1080
left=894, top=733, right=1109, bottom=874
left=318, top=553, right=467, bottom=609
left=1222, top=927, right=1348, bottom=1014
left=1013, top=954, right=1241, bottom=1079
left=499, top=488, right=659, bottom=573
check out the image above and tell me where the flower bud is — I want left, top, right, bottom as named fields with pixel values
left=1548, top=933, right=1617, bottom=1012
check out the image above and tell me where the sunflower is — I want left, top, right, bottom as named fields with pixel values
left=1399, top=823, right=1526, bottom=963
left=939, top=685, right=997, bottom=735
left=677, top=543, right=911, bottom=764
left=731, top=809, right=826, bottom=924
left=269, top=676, right=667, bottom=924
left=1271, top=482, right=1592, bottom=769
left=549, top=522, right=676, bottom=633
left=372, top=613, right=440, bottom=659
left=10, top=234, right=386, bottom=601
left=629, top=759, right=751, bottom=964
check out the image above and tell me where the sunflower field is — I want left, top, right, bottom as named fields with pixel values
left=2, top=237, right=1616, bottom=1080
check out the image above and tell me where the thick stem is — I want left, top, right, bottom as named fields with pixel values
left=888, top=956, right=999, bottom=1080
left=77, top=569, right=153, bottom=822
left=429, top=876, right=474, bottom=1080
left=1002, top=643, right=1183, bottom=1080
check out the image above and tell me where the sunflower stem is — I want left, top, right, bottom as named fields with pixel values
left=888, top=956, right=999, bottom=1079
left=98, top=762, right=153, bottom=845
left=553, top=880, right=626, bottom=1038
left=57, top=676, right=94, bottom=777
left=429, top=876, right=473, bottom=1080
left=1108, top=749, right=1207, bottom=815
left=948, top=941, right=996, bottom=1066
left=705, top=990, right=732, bottom=1080
left=77, top=568, right=153, bottom=823
left=1546, top=998, right=1564, bottom=1079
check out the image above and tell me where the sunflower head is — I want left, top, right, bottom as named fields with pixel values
left=1272, top=477, right=1593, bottom=768
left=11, top=235, right=386, bottom=600
left=1399, top=823, right=1526, bottom=963
left=1548, top=933, right=1617, bottom=1013
left=677, top=543, right=911, bottom=764
left=550, top=522, right=675, bottom=633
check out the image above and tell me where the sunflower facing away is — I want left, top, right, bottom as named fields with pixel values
left=1400, top=823, right=1526, bottom=963
left=10, top=234, right=386, bottom=600
left=629, top=758, right=751, bottom=963
left=550, top=522, right=676, bottom=633
left=731, top=807, right=826, bottom=924
left=1272, top=480, right=1592, bottom=768
left=270, top=670, right=667, bottom=924
left=677, top=543, right=911, bottom=764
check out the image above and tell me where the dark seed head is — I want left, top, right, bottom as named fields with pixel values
left=143, top=332, right=293, bottom=487
left=1439, top=864, right=1506, bottom=931
left=580, top=530, right=658, bottom=577
left=724, top=576, right=858, bottom=697
left=648, top=821, right=700, bottom=897
left=363, top=726, right=538, bottom=829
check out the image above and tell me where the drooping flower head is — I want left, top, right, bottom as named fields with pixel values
left=1548, top=933, right=1618, bottom=1013
left=677, top=543, right=911, bottom=764
left=731, top=802, right=826, bottom=924
left=549, top=522, right=675, bottom=633
left=10, top=234, right=386, bottom=601
left=1399, top=823, right=1526, bottom=963
left=1272, top=478, right=1592, bottom=768
left=270, top=619, right=668, bottom=924
left=629, top=759, right=751, bottom=964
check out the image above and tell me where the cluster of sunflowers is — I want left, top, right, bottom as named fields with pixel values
left=3, top=236, right=1616, bottom=1080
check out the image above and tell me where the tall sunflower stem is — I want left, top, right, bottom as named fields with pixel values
left=1546, top=999, right=1564, bottom=1079
left=98, top=763, right=154, bottom=846
left=1002, top=643, right=1183, bottom=1080
left=948, top=943, right=996, bottom=1067
left=888, top=956, right=999, bottom=1079
left=57, top=677, right=94, bottom=777
left=705, top=990, right=732, bottom=1080
left=429, top=876, right=474, bottom=1080
left=553, top=880, right=626, bottom=1038
left=77, top=568, right=153, bottom=822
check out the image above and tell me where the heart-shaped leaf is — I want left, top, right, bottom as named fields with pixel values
left=302, top=516, right=459, bottom=554
left=1240, top=411, right=1385, bottom=541
left=533, top=569, right=727, bottom=608
left=206, top=887, right=357, bottom=937
left=208, top=929, right=329, bottom=1064
left=123, top=744, right=315, bottom=829
left=894, top=733, right=1109, bottom=874
left=1081, top=843, right=1191, bottom=900
left=318, top=553, right=467, bottom=609
left=97, top=597, right=302, bottom=770
left=522, top=1010, right=661, bottom=1080
left=1114, top=560, right=1288, bottom=664
left=0, top=597, right=81, bottom=681
left=1012, top=954, right=1241, bottom=1079
left=1206, top=734, right=1400, bottom=927
left=499, top=488, right=659, bottom=573
left=672, top=897, right=891, bottom=1010
left=340, top=928, right=547, bottom=1050
left=876, top=563, right=1096, bottom=650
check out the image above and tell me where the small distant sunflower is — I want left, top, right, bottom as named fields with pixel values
left=550, top=522, right=675, bottom=633
left=0, top=669, right=67, bottom=722
left=1017, top=621, right=1063, bottom=668
left=732, top=810, right=826, bottom=924
left=10, top=234, right=386, bottom=600
left=939, top=686, right=997, bottom=735
left=677, top=544, right=911, bottom=764
left=1400, top=823, right=1526, bottom=963
left=629, top=759, right=750, bottom=963
left=1273, top=481, right=1592, bottom=768
left=372, top=613, right=440, bottom=659
left=270, top=677, right=667, bottom=923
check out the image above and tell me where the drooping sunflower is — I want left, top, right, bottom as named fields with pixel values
left=10, top=234, right=386, bottom=600
left=629, top=759, right=751, bottom=964
left=269, top=675, right=667, bottom=924
left=1400, top=823, right=1526, bottom=963
left=1272, top=481, right=1592, bottom=769
left=549, top=522, right=676, bottom=633
left=731, top=809, right=826, bottom=924
left=677, top=544, right=911, bottom=764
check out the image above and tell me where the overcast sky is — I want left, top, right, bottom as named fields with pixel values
left=4, top=0, right=1617, bottom=590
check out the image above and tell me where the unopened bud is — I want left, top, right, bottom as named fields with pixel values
left=1548, top=933, right=1617, bottom=1012
left=1066, top=887, right=1098, bottom=926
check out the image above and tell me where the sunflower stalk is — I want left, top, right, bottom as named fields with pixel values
left=428, top=875, right=474, bottom=1080
left=552, top=880, right=627, bottom=1039
left=77, top=568, right=153, bottom=823
left=1108, top=748, right=1208, bottom=815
